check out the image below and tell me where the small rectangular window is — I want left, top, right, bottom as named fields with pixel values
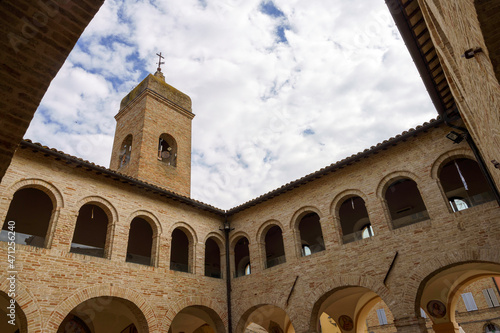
left=483, top=288, right=500, bottom=308
left=461, top=292, right=478, bottom=311
left=376, top=308, right=388, bottom=325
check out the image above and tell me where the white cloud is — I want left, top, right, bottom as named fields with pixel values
left=27, top=0, right=436, bottom=209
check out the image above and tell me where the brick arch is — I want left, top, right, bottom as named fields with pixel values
left=161, top=296, right=227, bottom=333
left=167, top=221, right=198, bottom=244
left=289, top=205, right=324, bottom=230
left=45, top=284, right=158, bottom=332
left=0, top=275, right=42, bottom=333
left=430, top=148, right=475, bottom=180
left=126, top=210, right=163, bottom=268
left=256, top=219, right=285, bottom=245
left=0, top=178, right=65, bottom=248
left=75, top=195, right=119, bottom=224
left=4, top=178, right=64, bottom=208
left=229, top=230, right=251, bottom=248
left=233, top=293, right=293, bottom=333
left=300, top=274, right=393, bottom=332
left=127, top=210, right=163, bottom=237
left=74, top=195, right=119, bottom=259
left=329, top=189, right=369, bottom=217
left=204, top=231, right=225, bottom=251
left=401, top=248, right=500, bottom=319
left=375, top=170, right=422, bottom=199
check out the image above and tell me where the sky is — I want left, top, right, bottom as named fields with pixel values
left=26, top=0, right=437, bottom=210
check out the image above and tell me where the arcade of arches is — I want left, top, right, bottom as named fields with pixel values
left=1, top=0, right=500, bottom=331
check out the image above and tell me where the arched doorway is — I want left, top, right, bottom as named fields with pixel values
left=169, top=305, right=225, bottom=333
left=311, top=286, right=395, bottom=333
left=418, top=262, right=500, bottom=333
left=0, top=291, right=27, bottom=333
left=236, top=304, right=294, bottom=333
left=57, top=296, right=148, bottom=333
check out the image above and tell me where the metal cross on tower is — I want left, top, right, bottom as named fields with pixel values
left=156, top=52, right=165, bottom=72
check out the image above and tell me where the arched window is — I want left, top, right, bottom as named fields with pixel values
left=484, top=322, right=500, bottom=333
left=119, top=134, right=133, bottom=168
left=234, top=237, right=250, bottom=277
left=170, top=228, right=191, bottom=273
left=339, top=196, right=373, bottom=244
left=158, top=133, right=177, bottom=167
left=205, top=237, right=222, bottom=278
left=298, top=213, right=325, bottom=255
left=1, top=188, right=53, bottom=248
left=126, top=217, right=153, bottom=266
left=71, top=204, right=109, bottom=258
left=264, top=226, right=286, bottom=269
left=385, top=178, right=429, bottom=229
left=439, top=158, right=494, bottom=212
left=245, top=263, right=251, bottom=275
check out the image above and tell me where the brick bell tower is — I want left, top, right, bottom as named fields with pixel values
left=110, top=53, right=194, bottom=197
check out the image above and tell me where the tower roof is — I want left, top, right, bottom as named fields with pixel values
left=119, top=73, right=192, bottom=112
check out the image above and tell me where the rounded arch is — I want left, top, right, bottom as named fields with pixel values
left=158, top=133, right=178, bottom=167
left=168, top=221, right=198, bottom=244
left=289, top=205, right=324, bottom=230
left=5, top=178, right=64, bottom=209
left=162, top=297, right=227, bottom=333
left=375, top=170, right=422, bottom=199
left=75, top=195, right=118, bottom=224
left=203, top=232, right=225, bottom=251
left=402, top=248, right=500, bottom=319
left=229, top=231, right=251, bottom=249
left=330, top=189, right=369, bottom=217
left=45, top=284, right=158, bottom=332
left=0, top=275, right=42, bottom=332
left=235, top=303, right=294, bottom=333
left=256, top=219, right=285, bottom=245
left=430, top=148, right=475, bottom=180
left=304, top=276, right=393, bottom=332
left=127, top=210, right=163, bottom=237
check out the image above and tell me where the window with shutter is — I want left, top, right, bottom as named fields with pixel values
left=483, top=288, right=500, bottom=308
left=461, top=292, right=478, bottom=311
left=376, top=309, right=388, bottom=325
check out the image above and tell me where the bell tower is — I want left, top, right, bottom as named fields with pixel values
left=110, top=56, right=194, bottom=197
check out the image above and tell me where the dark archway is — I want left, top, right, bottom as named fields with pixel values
left=234, top=236, right=250, bottom=278
left=298, top=213, right=325, bottom=255
left=126, top=217, right=154, bottom=266
left=170, top=228, right=191, bottom=273
left=1, top=187, right=53, bottom=248
left=57, top=296, right=148, bottom=333
left=71, top=204, right=109, bottom=258
left=264, top=226, right=286, bottom=269
left=439, top=158, right=494, bottom=212
left=385, top=178, right=429, bottom=229
left=338, top=196, right=373, bottom=244
left=205, top=237, right=222, bottom=278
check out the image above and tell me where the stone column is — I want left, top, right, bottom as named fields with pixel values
left=394, top=317, right=428, bottom=333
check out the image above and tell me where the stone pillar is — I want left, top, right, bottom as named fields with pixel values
left=394, top=317, right=428, bottom=333
left=432, top=322, right=459, bottom=333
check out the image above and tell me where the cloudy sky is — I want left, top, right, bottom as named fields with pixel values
left=26, top=0, right=437, bottom=209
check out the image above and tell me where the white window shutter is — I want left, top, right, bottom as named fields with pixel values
left=461, top=292, right=478, bottom=311
left=376, top=309, right=388, bottom=325
left=483, top=288, right=500, bottom=307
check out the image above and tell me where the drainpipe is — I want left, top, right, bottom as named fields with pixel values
left=443, top=111, right=500, bottom=206
left=223, top=216, right=233, bottom=333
